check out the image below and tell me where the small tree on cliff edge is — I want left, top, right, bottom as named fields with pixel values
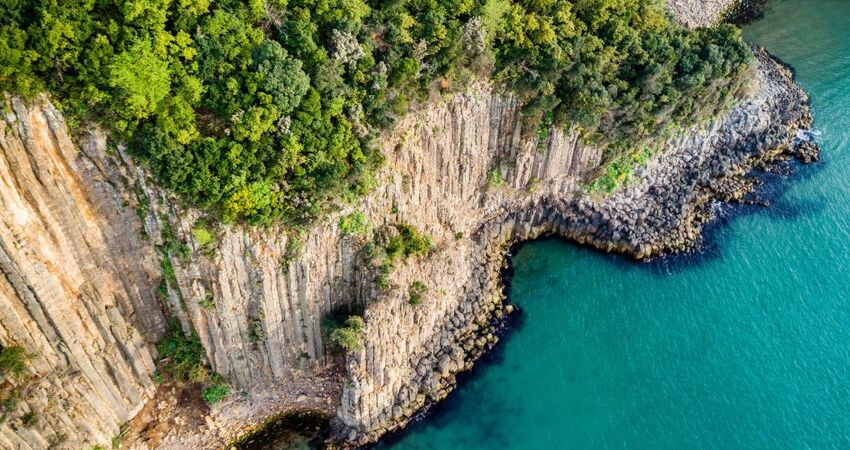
left=330, top=316, right=366, bottom=353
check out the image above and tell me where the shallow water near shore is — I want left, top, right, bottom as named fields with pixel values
left=376, top=1, right=850, bottom=448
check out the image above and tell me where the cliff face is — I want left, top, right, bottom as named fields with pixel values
left=0, top=98, right=165, bottom=449
left=0, top=93, right=359, bottom=448
left=0, top=84, right=602, bottom=449
left=0, top=9, right=814, bottom=450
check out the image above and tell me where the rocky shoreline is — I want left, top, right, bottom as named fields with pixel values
left=331, top=43, right=818, bottom=447
left=726, top=0, right=770, bottom=25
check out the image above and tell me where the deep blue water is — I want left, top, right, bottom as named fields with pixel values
left=378, top=1, right=850, bottom=448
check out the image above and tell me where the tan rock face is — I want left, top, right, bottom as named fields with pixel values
left=0, top=34, right=812, bottom=450
left=0, top=97, right=165, bottom=449
left=0, top=82, right=599, bottom=449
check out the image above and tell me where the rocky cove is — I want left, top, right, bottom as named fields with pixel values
left=0, top=1, right=819, bottom=449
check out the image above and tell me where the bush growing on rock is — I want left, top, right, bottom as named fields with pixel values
left=280, top=229, right=308, bottom=269
left=329, top=316, right=366, bottom=353
left=198, top=293, right=216, bottom=310
left=0, top=388, right=20, bottom=424
left=0, top=346, right=31, bottom=423
left=588, top=145, right=655, bottom=194
left=246, top=319, right=265, bottom=344
left=0, top=346, right=28, bottom=379
left=408, top=281, right=429, bottom=305
left=487, top=168, right=505, bottom=188
left=367, top=223, right=432, bottom=290
left=155, top=322, right=206, bottom=383
left=384, top=224, right=433, bottom=262
left=201, top=378, right=230, bottom=405
left=155, top=320, right=230, bottom=404
left=21, top=411, right=37, bottom=426
left=339, top=211, right=370, bottom=236
left=192, top=223, right=215, bottom=250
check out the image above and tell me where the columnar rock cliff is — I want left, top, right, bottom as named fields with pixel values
left=0, top=82, right=601, bottom=448
left=0, top=98, right=165, bottom=449
left=332, top=47, right=813, bottom=444
left=0, top=5, right=815, bottom=450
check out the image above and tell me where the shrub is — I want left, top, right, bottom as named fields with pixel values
left=408, top=281, right=428, bottom=305
left=588, top=145, right=655, bottom=194
left=192, top=224, right=215, bottom=249
left=155, top=321, right=205, bottom=383
left=0, top=388, right=20, bottom=423
left=21, top=411, right=37, bottom=426
left=0, top=346, right=28, bottom=378
left=384, top=224, right=432, bottom=262
left=339, top=211, right=370, bottom=236
left=202, top=380, right=230, bottom=405
left=281, top=229, right=307, bottom=269
left=377, top=262, right=393, bottom=290
left=160, top=221, right=190, bottom=261
left=246, top=319, right=265, bottom=343
left=155, top=320, right=231, bottom=405
left=367, top=223, right=432, bottom=290
left=329, top=316, right=366, bottom=353
left=487, top=168, right=505, bottom=188
left=198, top=293, right=216, bottom=310
left=160, top=257, right=176, bottom=289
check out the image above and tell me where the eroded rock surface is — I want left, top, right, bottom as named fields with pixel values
left=0, top=98, right=164, bottom=449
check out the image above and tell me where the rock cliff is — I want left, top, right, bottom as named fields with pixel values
left=0, top=98, right=165, bottom=449
left=0, top=5, right=815, bottom=450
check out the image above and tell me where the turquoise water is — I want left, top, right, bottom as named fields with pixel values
left=378, top=1, right=850, bottom=449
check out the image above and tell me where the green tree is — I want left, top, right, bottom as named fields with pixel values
left=108, top=39, right=172, bottom=122
left=0, top=0, right=752, bottom=223
left=252, top=40, right=310, bottom=115
left=329, top=315, right=366, bottom=352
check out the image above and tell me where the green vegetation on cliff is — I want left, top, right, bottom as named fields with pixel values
left=0, top=0, right=750, bottom=223
left=325, top=315, right=366, bottom=352
left=155, top=320, right=231, bottom=404
left=0, top=345, right=29, bottom=423
left=0, top=346, right=27, bottom=378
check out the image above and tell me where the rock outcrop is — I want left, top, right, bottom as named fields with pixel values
left=668, top=0, right=768, bottom=27
left=0, top=5, right=815, bottom=450
left=0, top=98, right=165, bottom=449
left=332, top=46, right=814, bottom=445
left=668, top=0, right=738, bottom=27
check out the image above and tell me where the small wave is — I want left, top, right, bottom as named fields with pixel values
left=710, top=200, right=732, bottom=218
left=794, top=128, right=818, bottom=144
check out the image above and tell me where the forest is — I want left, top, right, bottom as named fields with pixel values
left=0, top=0, right=752, bottom=224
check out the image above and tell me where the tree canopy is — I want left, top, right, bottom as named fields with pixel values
left=0, top=0, right=751, bottom=224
